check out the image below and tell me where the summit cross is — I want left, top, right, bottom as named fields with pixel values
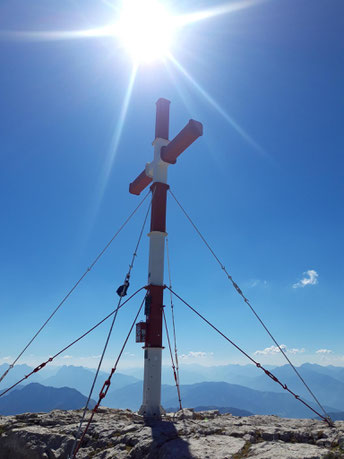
left=129, top=98, right=203, bottom=418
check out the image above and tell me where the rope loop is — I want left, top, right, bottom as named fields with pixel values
left=233, top=282, right=243, bottom=295
left=33, top=363, right=46, bottom=372
left=263, top=369, right=286, bottom=388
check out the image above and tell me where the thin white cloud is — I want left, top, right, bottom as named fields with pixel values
left=254, top=345, right=287, bottom=355
left=180, top=351, right=213, bottom=360
left=62, top=355, right=73, bottom=359
left=316, top=349, right=332, bottom=354
left=254, top=344, right=305, bottom=356
left=293, top=269, right=318, bottom=288
left=248, top=279, right=268, bottom=288
left=288, top=348, right=306, bottom=355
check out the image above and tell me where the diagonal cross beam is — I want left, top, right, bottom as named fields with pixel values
left=129, top=99, right=202, bottom=418
left=129, top=99, right=203, bottom=195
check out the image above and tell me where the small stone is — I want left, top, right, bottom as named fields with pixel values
left=174, top=408, right=195, bottom=419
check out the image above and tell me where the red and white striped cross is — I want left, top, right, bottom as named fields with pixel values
left=129, top=98, right=203, bottom=196
left=129, top=98, right=202, bottom=418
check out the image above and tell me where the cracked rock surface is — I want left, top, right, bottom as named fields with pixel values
left=0, top=408, right=344, bottom=458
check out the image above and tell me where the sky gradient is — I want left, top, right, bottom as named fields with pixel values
left=0, top=0, right=343, bottom=375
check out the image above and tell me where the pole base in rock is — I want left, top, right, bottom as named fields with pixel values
left=138, top=404, right=166, bottom=419
left=139, top=347, right=164, bottom=419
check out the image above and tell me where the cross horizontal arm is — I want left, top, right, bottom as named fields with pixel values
left=129, top=170, right=153, bottom=196
left=161, top=119, right=203, bottom=164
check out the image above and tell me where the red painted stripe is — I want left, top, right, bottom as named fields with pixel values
left=161, top=119, right=203, bottom=164
left=150, top=182, right=169, bottom=232
left=145, top=284, right=165, bottom=347
left=155, top=98, right=170, bottom=140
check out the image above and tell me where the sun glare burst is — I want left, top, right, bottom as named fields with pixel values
left=115, top=0, right=175, bottom=63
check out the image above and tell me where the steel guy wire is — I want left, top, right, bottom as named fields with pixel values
left=166, top=286, right=333, bottom=427
left=163, top=309, right=182, bottom=411
left=168, top=188, right=330, bottom=420
left=70, top=193, right=152, bottom=458
left=0, top=287, right=145, bottom=399
left=71, top=295, right=146, bottom=458
left=0, top=190, right=150, bottom=385
left=165, top=237, right=180, bottom=388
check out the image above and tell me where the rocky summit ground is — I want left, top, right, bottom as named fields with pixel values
left=0, top=408, right=344, bottom=458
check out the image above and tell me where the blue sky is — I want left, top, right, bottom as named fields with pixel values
left=0, top=0, right=343, bottom=375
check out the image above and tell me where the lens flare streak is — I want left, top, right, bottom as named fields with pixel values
left=0, top=27, right=113, bottom=42
left=174, top=0, right=264, bottom=27
left=102, top=64, right=138, bottom=191
left=167, top=53, right=265, bottom=155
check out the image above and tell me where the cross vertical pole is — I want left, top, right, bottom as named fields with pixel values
left=139, top=98, right=170, bottom=417
left=129, top=99, right=203, bottom=418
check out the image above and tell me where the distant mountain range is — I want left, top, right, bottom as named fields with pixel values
left=242, top=363, right=344, bottom=410
left=0, top=383, right=95, bottom=415
left=0, top=363, right=343, bottom=419
left=104, top=380, right=337, bottom=418
left=0, top=364, right=138, bottom=397
left=41, top=365, right=138, bottom=397
left=162, top=363, right=344, bottom=412
left=0, top=363, right=49, bottom=388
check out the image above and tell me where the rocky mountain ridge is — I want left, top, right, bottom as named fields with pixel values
left=0, top=408, right=343, bottom=458
left=0, top=384, right=96, bottom=416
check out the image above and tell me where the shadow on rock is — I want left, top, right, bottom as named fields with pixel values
left=144, top=418, right=192, bottom=459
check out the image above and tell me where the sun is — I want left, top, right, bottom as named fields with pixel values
left=115, top=0, right=175, bottom=63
